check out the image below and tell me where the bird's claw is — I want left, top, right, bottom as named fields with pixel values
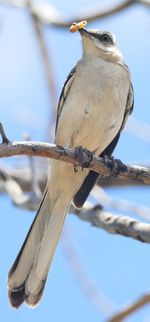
left=103, top=155, right=127, bottom=177
left=74, top=146, right=93, bottom=172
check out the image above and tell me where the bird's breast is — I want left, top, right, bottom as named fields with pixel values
left=56, top=58, right=130, bottom=155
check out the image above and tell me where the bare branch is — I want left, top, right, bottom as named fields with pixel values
left=0, top=163, right=46, bottom=193
left=0, top=139, right=150, bottom=185
left=73, top=204, right=150, bottom=243
left=1, top=148, right=150, bottom=244
left=91, top=186, right=150, bottom=222
left=108, top=293, right=150, bottom=322
left=0, top=0, right=150, bottom=27
left=0, top=158, right=41, bottom=210
left=2, top=168, right=150, bottom=244
left=5, top=176, right=39, bottom=210
left=1, top=150, right=150, bottom=244
left=1, top=162, right=150, bottom=222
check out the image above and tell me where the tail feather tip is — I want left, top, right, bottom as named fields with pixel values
left=25, top=278, right=47, bottom=308
left=8, top=284, right=25, bottom=309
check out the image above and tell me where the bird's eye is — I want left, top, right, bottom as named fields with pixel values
left=100, top=33, right=112, bottom=45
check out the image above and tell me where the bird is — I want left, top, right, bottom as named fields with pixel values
left=8, top=25, right=134, bottom=308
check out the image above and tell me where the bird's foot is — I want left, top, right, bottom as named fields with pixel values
left=74, top=146, right=93, bottom=172
left=103, top=155, right=127, bottom=177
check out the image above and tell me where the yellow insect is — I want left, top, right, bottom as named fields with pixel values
left=70, top=21, right=87, bottom=33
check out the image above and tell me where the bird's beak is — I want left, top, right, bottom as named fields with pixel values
left=79, top=28, right=91, bottom=39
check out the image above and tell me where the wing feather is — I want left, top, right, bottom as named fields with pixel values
left=55, top=67, right=76, bottom=133
left=121, top=82, right=134, bottom=130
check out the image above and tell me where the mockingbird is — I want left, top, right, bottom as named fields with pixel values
left=8, top=26, right=134, bottom=308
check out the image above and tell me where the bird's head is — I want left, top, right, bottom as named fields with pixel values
left=79, top=28, right=123, bottom=63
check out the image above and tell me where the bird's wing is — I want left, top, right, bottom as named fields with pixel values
left=55, top=67, right=76, bottom=133
left=120, top=82, right=134, bottom=131
left=73, top=82, right=134, bottom=209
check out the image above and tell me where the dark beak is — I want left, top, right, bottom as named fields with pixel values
left=79, top=28, right=91, bottom=38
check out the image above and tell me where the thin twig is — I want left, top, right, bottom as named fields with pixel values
left=108, top=293, right=150, bottom=322
left=0, top=0, right=149, bottom=27
left=31, top=13, right=57, bottom=131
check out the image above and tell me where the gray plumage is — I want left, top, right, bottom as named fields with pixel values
left=8, top=27, right=134, bottom=308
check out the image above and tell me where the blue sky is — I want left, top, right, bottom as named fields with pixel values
left=0, top=1, right=150, bottom=321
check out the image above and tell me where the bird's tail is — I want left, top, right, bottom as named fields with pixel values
left=8, top=186, right=68, bottom=308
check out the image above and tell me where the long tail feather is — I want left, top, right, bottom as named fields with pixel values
left=8, top=187, right=50, bottom=307
left=8, top=186, right=66, bottom=308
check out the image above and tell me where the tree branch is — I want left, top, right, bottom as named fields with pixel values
left=31, top=14, right=57, bottom=116
left=0, top=0, right=150, bottom=27
left=0, top=163, right=47, bottom=193
left=2, top=161, right=150, bottom=244
left=108, top=293, right=150, bottom=322
left=0, top=139, right=150, bottom=185
left=73, top=204, right=150, bottom=244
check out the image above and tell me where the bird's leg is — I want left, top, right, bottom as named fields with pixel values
left=74, top=146, right=93, bottom=172
left=103, top=155, right=127, bottom=177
